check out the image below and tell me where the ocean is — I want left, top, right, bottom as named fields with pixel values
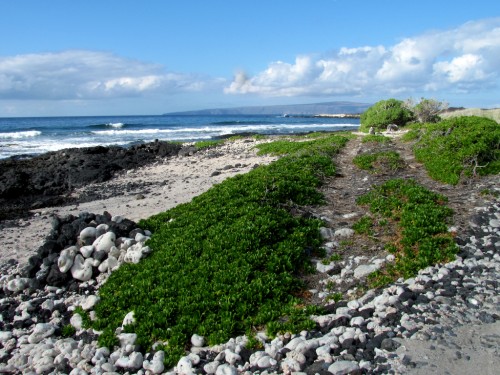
left=0, top=114, right=360, bottom=159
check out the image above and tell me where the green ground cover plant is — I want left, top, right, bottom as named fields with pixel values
left=412, top=116, right=500, bottom=185
left=91, top=134, right=349, bottom=367
left=353, top=151, right=403, bottom=173
left=352, top=216, right=374, bottom=236
left=194, top=140, right=225, bottom=149
left=356, top=179, right=457, bottom=287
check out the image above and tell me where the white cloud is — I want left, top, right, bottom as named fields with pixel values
left=434, top=54, right=486, bottom=83
left=0, top=50, right=220, bottom=100
left=225, top=18, right=500, bottom=97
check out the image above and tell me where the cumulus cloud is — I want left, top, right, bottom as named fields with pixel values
left=0, top=50, right=219, bottom=100
left=225, top=18, right=500, bottom=97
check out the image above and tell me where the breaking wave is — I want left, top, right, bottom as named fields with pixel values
left=0, top=130, right=42, bottom=139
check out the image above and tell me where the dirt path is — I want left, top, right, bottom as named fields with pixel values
left=315, top=132, right=499, bottom=251
left=308, top=132, right=500, bottom=373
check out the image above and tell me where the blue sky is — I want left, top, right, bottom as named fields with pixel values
left=0, top=0, right=499, bottom=116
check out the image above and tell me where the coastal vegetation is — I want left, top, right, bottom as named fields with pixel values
left=91, top=134, right=349, bottom=367
left=359, top=97, right=449, bottom=132
left=359, top=98, right=413, bottom=132
left=72, top=106, right=497, bottom=367
left=353, top=151, right=403, bottom=173
left=356, top=179, right=458, bottom=287
left=194, top=139, right=224, bottom=149
left=405, top=98, right=448, bottom=123
left=411, top=116, right=500, bottom=184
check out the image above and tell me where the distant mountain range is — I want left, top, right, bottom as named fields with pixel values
left=164, top=101, right=372, bottom=116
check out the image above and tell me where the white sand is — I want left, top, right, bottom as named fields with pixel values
left=0, top=139, right=277, bottom=266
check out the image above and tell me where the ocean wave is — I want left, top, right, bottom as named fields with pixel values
left=91, top=123, right=358, bottom=137
left=210, top=120, right=273, bottom=126
left=0, top=130, right=42, bottom=139
left=91, top=128, right=173, bottom=136
left=88, top=122, right=126, bottom=129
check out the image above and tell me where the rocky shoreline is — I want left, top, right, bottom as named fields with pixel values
left=0, top=141, right=183, bottom=221
left=0, top=135, right=498, bottom=374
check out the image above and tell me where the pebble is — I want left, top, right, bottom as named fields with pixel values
left=0, top=196, right=499, bottom=374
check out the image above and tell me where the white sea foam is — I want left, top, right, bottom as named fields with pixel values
left=106, top=122, right=124, bottom=128
left=92, top=129, right=171, bottom=136
left=91, top=123, right=354, bottom=137
left=0, top=130, right=42, bottom=139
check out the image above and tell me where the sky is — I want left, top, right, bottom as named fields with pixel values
left=0, top=0, right=499, bottom=117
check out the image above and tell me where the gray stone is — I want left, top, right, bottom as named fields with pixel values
left=6, top=277, right=31, bottom=293
left=353, top=264, right=380, bottom=279
left=70, top=254, right=93, bottom=281
left=114, top=351, right=143, bottom=370
left=143, top=351, right=165, bottom=374
left=334, top=228, right=355, bottom=238
left=28, top=323, right=56, bottom=344
left=320, top=227, right=334, bottom=239
left=58, top=246, right=78, bottom=273
left=93, top=232, right=116, bottom=253
left=79, top=227, right=97, bottom=243
left=79, top=245, right=94, bottom=258
left=328, top=360, right=360, bottom=374
left=216, top=363, right=237, bottom=375
left=191, top=334, right=205, bottom=347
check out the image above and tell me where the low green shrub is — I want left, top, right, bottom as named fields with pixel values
left=352, top=216, right=374, bottom=235
left=61, top=324, right=76, bottom=338
left=353, top=151, right=403, bottom=173
left=412, top=116, right=500, bottom=184
left=92, top=135, right=349, bottom=367
left=194, top=140, right=225, bottom=149
left=256, top=135, right=347, bottom=157
left=357, top=179, right=457, bottom=285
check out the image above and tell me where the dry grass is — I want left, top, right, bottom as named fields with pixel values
left=440, top=108, right=500, bottom=123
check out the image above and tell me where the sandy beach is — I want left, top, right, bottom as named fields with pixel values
left=0, top=138, right=277, bottom=266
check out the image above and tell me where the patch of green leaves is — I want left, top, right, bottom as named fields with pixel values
left=352, top=216, right=374, bottom=235
left=325, top=292, right=343, bottom=303
left=91, top=134, right=349, bottom=367
left=353, top=151, right=403, bottom=173
left=256, top=134, right=348, bottom=157
left=480, top=189, right=500, bottom=198
left=61, top=324, right=76, bottom=338
left=412, top=116, right=500, bottom=185
left=74, top=307, right=92, bottom=329
left=194, top=140, right=225, bottom=150
left=357, top=178, right=457, bottom=286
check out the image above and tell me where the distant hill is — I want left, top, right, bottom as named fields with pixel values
left=164, top=101, right=372, bottom=116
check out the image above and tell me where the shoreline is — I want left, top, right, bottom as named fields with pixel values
left=0, top=131, right=498, bottom=374
left=0, top=137, right=278, bottom=266
left=0, top=129, right=408, bottom=265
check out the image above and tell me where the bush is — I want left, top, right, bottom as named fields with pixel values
left=413, top=116, right=500, bottom=184
left=91, top=135, right=349, bottom=367
left=353, top=151, right=403, bottom=173
left=406, top=98, right=448, bottom=123
left=360, top=99, right=414, bottom=132
left=357, top=179, right=457, bottom=285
